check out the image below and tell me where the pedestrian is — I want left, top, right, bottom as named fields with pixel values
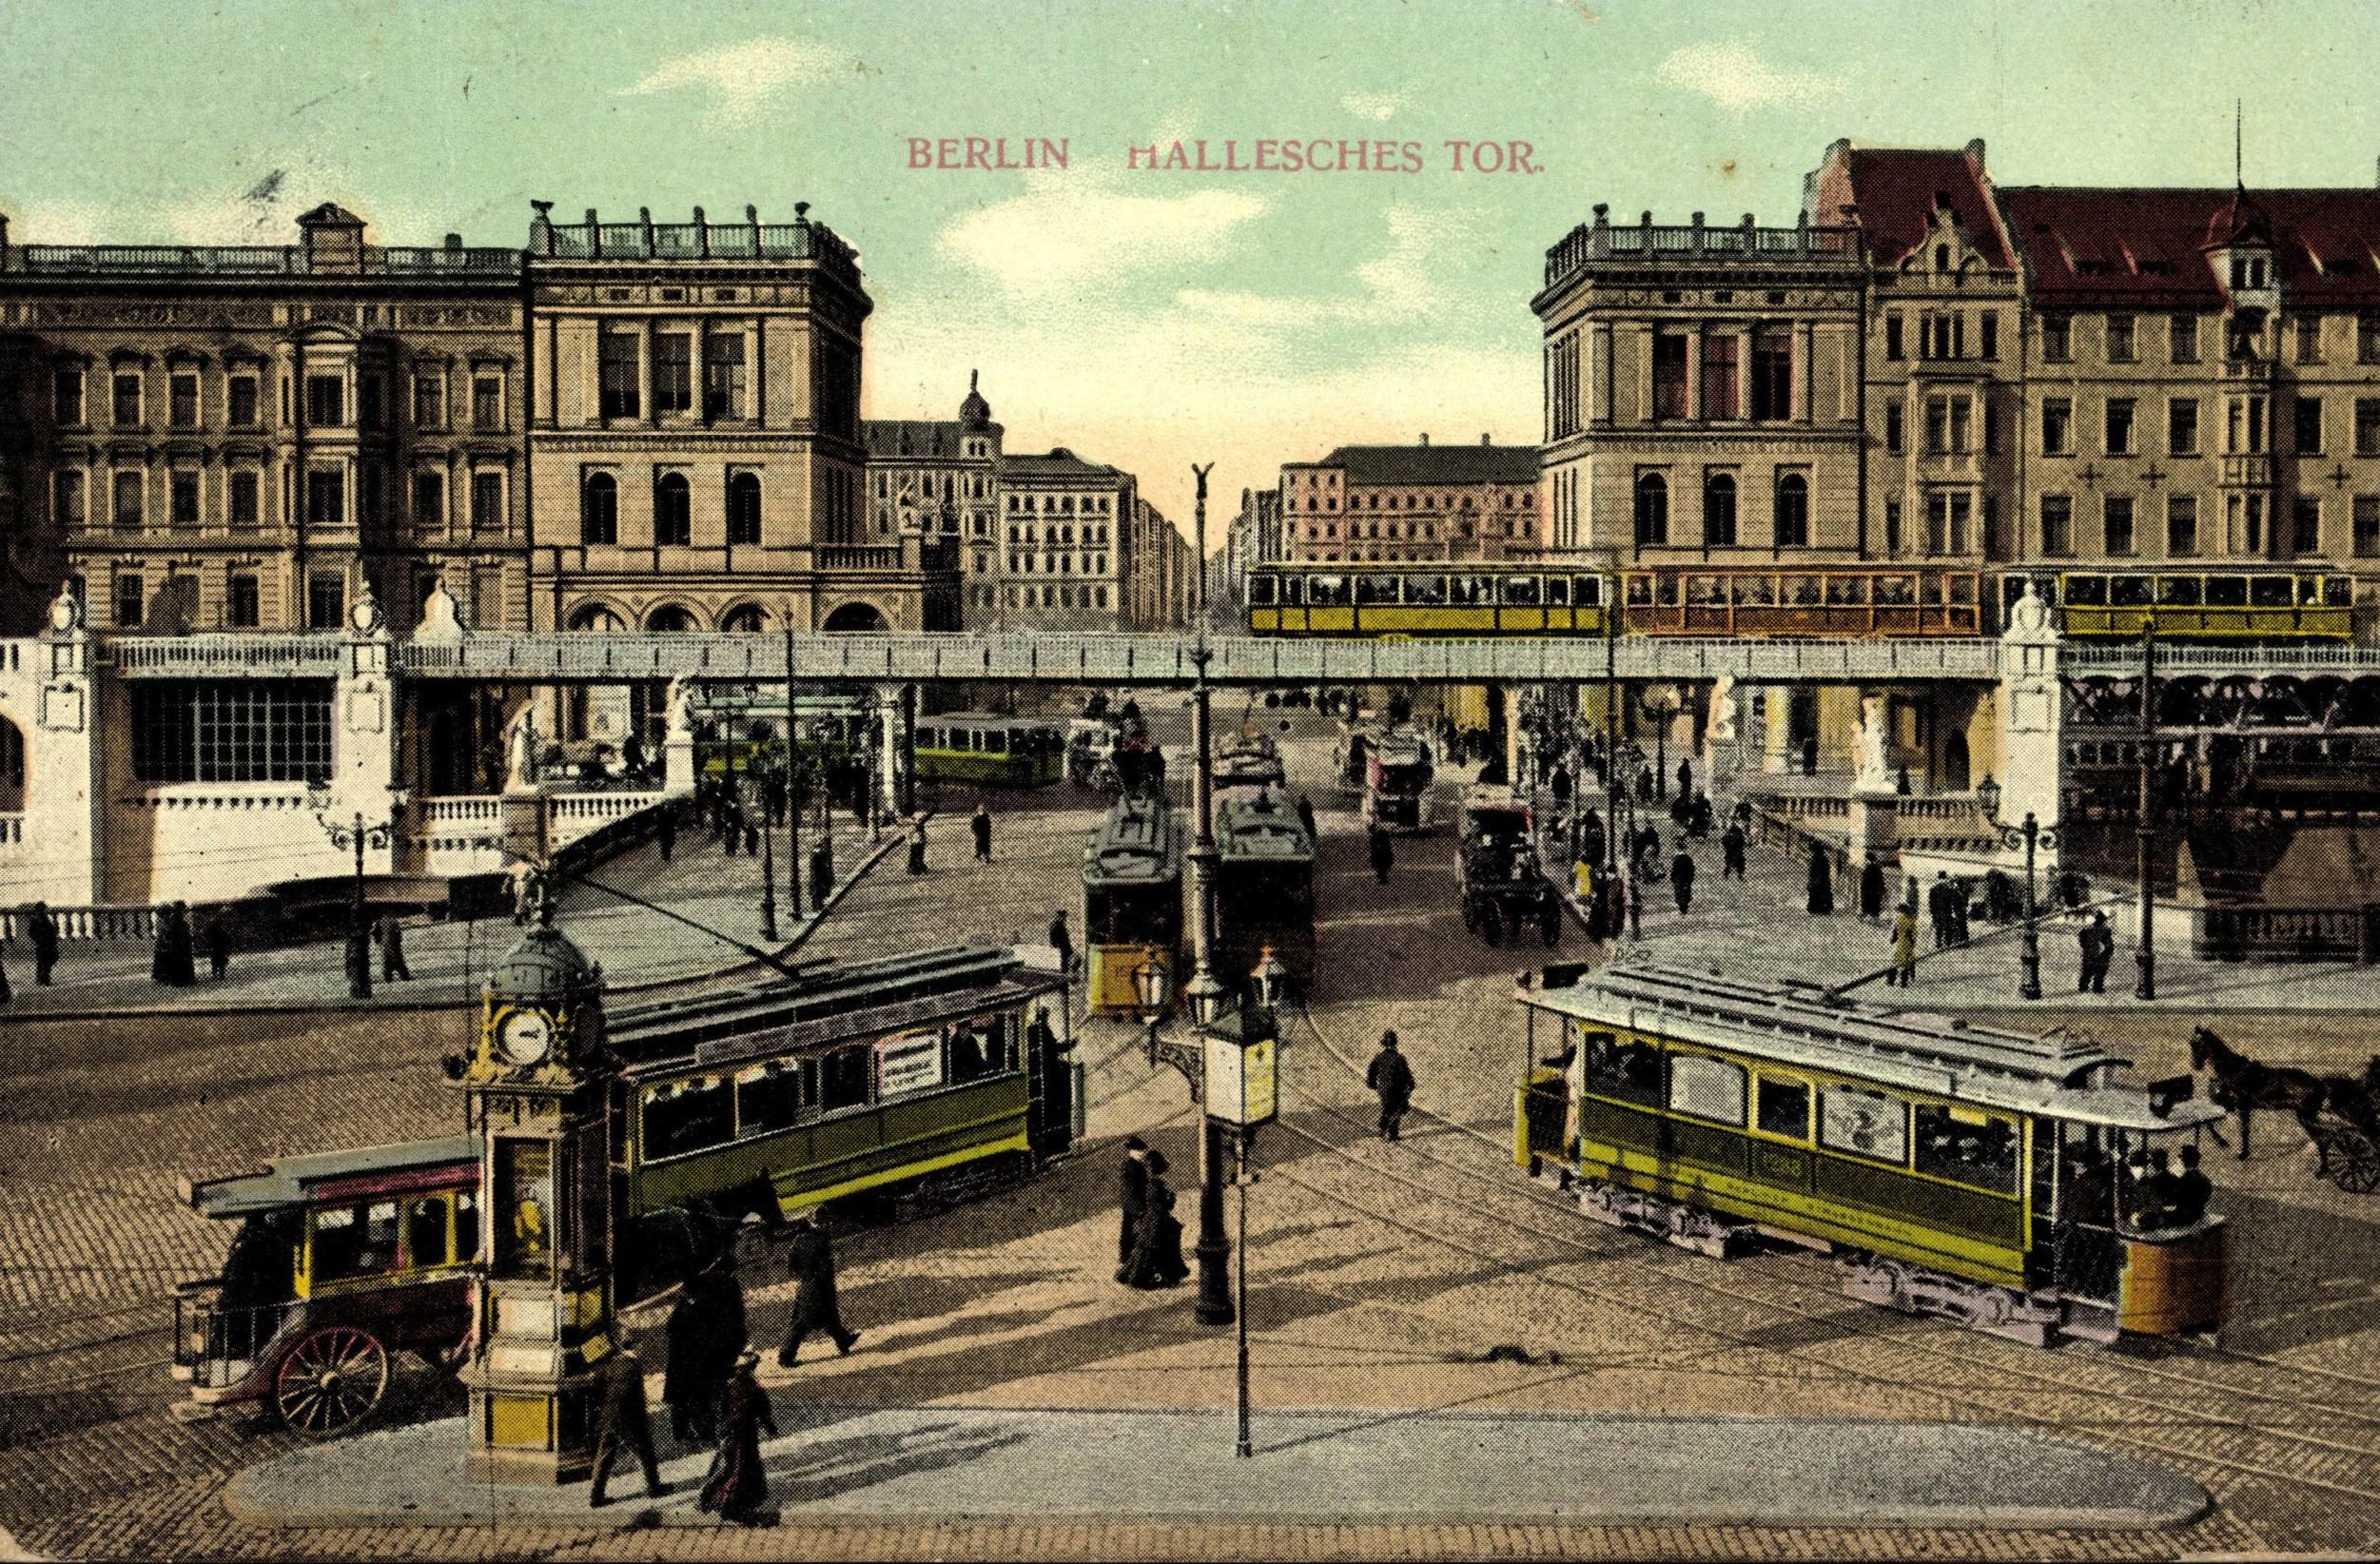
left=1366, top=1029, right=1414, bottom=1142
left=656, top=806, right=677, bottom=864
left=26, top=902, right=59, bottom=986
left=1116, top=1135, right=1149, bottom=1271
left=809, top=841, right=831, bottom=911
left=1636, top=765, right=1654, bottom=803
left=2172, top=1144, right=2212, bottom=1226
left=621, top=732, right=647, bottom=781
left=697, top=1350, right=776, bottom=1526
left=1801, top=736, right=1819, bottom=777
left=1670, top=849, right=1696, bottom=915
left=1119, top=1150, right=1187, bottom=1288
left=2078, top=910, right=2114, bottom=993
left=1677, top=757, right=1693, bottom=801
left=203, top=914, right=231, bottom=980
left=906, top=817, right=928, bottom=875
left=1859, top=857, right=1887, bottom=923
left=1948, top=879, right=1972, bottom=947
left=1580, top=808, right=1606, bottom=875
left=1688, top=792, right=1713, bottom=839
left=588, top=1330, right=666, bottom=1507
left=1720, top=820, right=1747, bottom=880
left=971, top=802, right=993, bottom=863
left=722, top=801, right=743, bottom=857
left=151, top=902, right=196, bottom=987
left=775, top=1214, right=861, bottom=1366
left=1550, top=762, right=1572, bottom=811
left=743, top=821, right=760, bottom=857
left=1889, top=903, right=1919, bottom=987
left=666, top=1260, right=746, bottom=1447
left=1928, top=872, right=1956, bottom=948
left=1047, top=909, right=1074, bottom=973
left=1368, top=825, right=1395, bottom=885
left=1627, top=868, right=1645, bottom=939
left=1805, top=849, right=1834, bottom=916
left=1295, top=793, right=1317, bottom=843
left=376, top=915, right=412, bottom=982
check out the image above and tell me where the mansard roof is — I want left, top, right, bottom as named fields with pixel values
left=863, top=419, right=966, bottom=459
left=1814, top=144, right=2017, bottom=270
left=1994, top=186, right=2380, bottom=306
left=1315, top=443, right=1541, bottom=486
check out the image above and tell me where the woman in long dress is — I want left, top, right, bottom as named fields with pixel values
left=698, top=1350, right=777, bottom=1525
left=1121, top=1151, right=1188, bottom=1289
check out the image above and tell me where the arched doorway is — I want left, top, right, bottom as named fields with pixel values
left=1941, top=732, right=1971, bottom=792
left=0, top=711, right=26, bottom=814
left=822, top=602, right=888, bottom=634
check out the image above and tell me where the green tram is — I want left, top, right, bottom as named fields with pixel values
left=1082, top=793, right=1185, bottom=1019
left=172, top=945, right=1075, bottom=1436
left=1249, top=563, right=1609, bottom=636
left=914, top=713, right=1065, bottom=788
left=2011, top=569, right=2354, bottom=640
left=1515, top=961, right=2228, bottom=1347
left=1212, top=789, right=1317, bottom=989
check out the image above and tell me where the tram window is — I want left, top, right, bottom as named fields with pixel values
left=2157, top=577, right=2201, bottom=606
left=1544, top=576, right=1570, bottom=607
left=1250, top=577, right=1276, bottom=607
left=984, top=1015, right=1014, bottom=1071
left=1625, top=576, right=1654, bottom=607
left=917, top=728, right=943, bottom=751
left=1786, top=575, right=1824, bottom=606
left=1501, top=576, right=1541, bottom=606
left=1668, top=1054, right=1746, bottom=1125
left=645, top=1077, right=734, bottom=1160
left=948, top=1024, right=989, bottom=1083
left=1356, top=575, right=1400, bottom=604
left=1947, top=575, right=1977, bottom=605
left=456, top=1192, right=481, bottom=1261
left=2064, top=575, right=2108, bottom=606
left=1582, top=1030, right=1664, bottom=1108
left=1913, top=1105, right=2019, bottom=1193
left=1687, top=576, right=1724, bottom=607
left=1820, top=1085, right=1908, bottom=1164
left=1452, top=575, right=1495, bottom=606
left=1280, top=577, right=1303, bottom=607
left=1736, top=575, right=1777, bottom=606
left=821, top=1046, right=871, bottom=1110
left=1654, top=575, right=1680, bottom=607
left=1406, top=575, right=1447, bottom=605
left=1875, top=576, right=1916, bottom=606
left=2251, top=576, right=2292, bottom=606
left=407, top=1199, right=451, bottom=1269
left=1309, top=576, right=1349, bottom=607
left=1756, top=1076, right=1811, bottom=1140
left=2204, top=576, right=2245, bottom=606
left=2111, top=576, right=2154, bottom=607
left=314, top=1202, right=404, bottom=1283
left=1572, top=577, right=1601, bottom=607
left=982, top=729, right=1008, bottom=755
left=2326, top=577, right=2351, bottom=606
left=736, top=1062, right=805, bottom=1136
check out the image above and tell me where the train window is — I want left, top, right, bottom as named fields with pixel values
left=1668, top=1053, right=1746, bottom=1125
left=2063, top=575, right=2108, bottom=606
left=1249, top=577, right=1277, bottom=606
left=1572, top=577, right=1601, bottom=607
left=1625, top=576, right=1654, bottom=607
left=1946, top=575, right=1977, bottom=604
left=407, top=1198, right=450, bottom=1269
left=1819, top=1085, right=1907, bottom=1164
left=2111, top=576, right=2154, bottom=607
left=1687, top=576, right=1724, bottom=607
left=1875, top=576, right=1917, bottom=606
left=1654, top=575, right=1680, bottom=607
left=1735, top=575, right=1777, bottom=606
left=1310, top=576, right=1349, bottom=606
left=1825, top=576, right=1866, bottom=605
left=1785, top=575, right=1824, bottom=606
left=821, top=1046, right=872, bottom=1110
left=2204, top=576, right=2245, bottom=606
left=456, top=1191, right=481, bottom=1261
left=1356, top=575, right=1400, bottom=604
left=1501, top=576, right=1541, bottom=606
left=1406, top=575, right=1447, bottom=605
left=644, top=1077, right=734, bottom=1160
left=982, top=729, right=1009, bottom=755
left=1544, top=576, right=1570, bottom=607
left=1755, top=1075, right=1811, bottom=1140
left=1582, top=1030, right=1663, bottom=1108
left=2157, top=576, right=2201, bottom=606
left=1452, top=576, right=1496, bottom=606
left=2251, top=576, right=2292, bottom=606
left=1913, top=1105, right=2019, bottom=1194
left=736, top=1061, right=806, bottom=1136
left=2326, top=577, right=2351, bottom=606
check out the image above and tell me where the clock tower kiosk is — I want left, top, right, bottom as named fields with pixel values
left=455, top=884, right=618, bottom=1483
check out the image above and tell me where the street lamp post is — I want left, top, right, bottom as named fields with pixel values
left=1975, top=774, right=2058, bottom=1002
left=306, top=780, right=408, bottom=1000
left=1137, top=946, right=1236, bottom=1330
left=2135, top=628, right=2157, bottom=1001
left=1642, top=685, right=1681, bottom=801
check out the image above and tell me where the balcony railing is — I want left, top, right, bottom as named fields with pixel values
left=6, top=244, right=518, bottom=276
left=532, top=206, right=860, bottom=281
left=1544, top=211, right=1862, bottom=290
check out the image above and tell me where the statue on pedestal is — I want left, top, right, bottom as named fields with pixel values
left=505, top=709, right=541, bottom=794
left=1855, top=694, right=1892, bottom=792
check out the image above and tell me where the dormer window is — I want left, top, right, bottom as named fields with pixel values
left=2230, top=255, right=2269, bottom=290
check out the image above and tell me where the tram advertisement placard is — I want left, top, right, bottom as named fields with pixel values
left=877, top=1030, right=947, bottom=1099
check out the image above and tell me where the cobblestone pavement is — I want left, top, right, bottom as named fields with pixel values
left=3, top=719, right=2378, bottom=1560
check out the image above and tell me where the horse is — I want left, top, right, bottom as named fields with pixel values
left=2188, top=1026, right=2330, bottom=1170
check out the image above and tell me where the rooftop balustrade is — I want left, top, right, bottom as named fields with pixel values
left=1542, top=206, right=1863, bottom=293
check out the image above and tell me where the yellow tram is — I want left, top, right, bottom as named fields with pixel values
left=1082, top=792, right=1185, bottom=1017
left=2034, top=568, right=2353, bottom=640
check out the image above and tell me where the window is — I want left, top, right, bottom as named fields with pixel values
left=2104, top=398, right=2136, bottom=456
left=51, top=469, right=84, bottom=527
left=305, top=375, right=343, bottom=427
left=1750, top=328, right=1791, bottom=420
left=2169, top=313, right=2200, bottom=363
left=1547, top=331, right=1581, bottom=438
left=470, top=470, right=503, bottom=531
left=358, top=376, right=383, bottom=431
left=305, top=467, right=344, bottom=526
left=113, top=371, right=143, bottom=426
left=1582, top=1030, right=1663, bottom=1108
left=643, top=1078, right=735, bottom=1161
left=653, top=333, right=693, bottom=415
left=1651, top=334, right=1688, bottom=420
left=1978, top=311, right=1999, bottom=361
left=1632, top=472, right=1668, bottom=545
left=736, top=1061, right=811, bottom=1137
left=654, top=471, right=692, bottom=545
left=1702, top=472, right=1737, bottom=546
left=412, top=372, right=444, bottom=429
left=1883, top=401, right=1903, bottom=454
left=1926, top=395, right=1971, bottom=454
left=169, top=373, right=199, bottom=429
left=2041, top=314, right=2071, bottom=362
left=131, top=678, right=333, bottom=782
left=1668, top=1054, right=1746, bottom=1124
left=1700, top=334, right=1740, bottom=420
left=580, top=472, right=617, bottom=544
left=1927, top=491, right=1970, bottom=556
left=598, top=332, right=640, bottom=420
left=1922, top=313, right=1963, bottom=360
left=112, top=470, right=144, bottom=529
left=2230, top=395, right=2267, bottom=453
left=727, top=471, right=761, bottom=544
left=1883, top=498, right=1902, bottom=555
left=1983, top=397, right=2001, bottom=455
left=2040, top=495, right=2074, bottom=557
left=2042, top=398, right=2072, bottom=456
left=2105, top=314, right=2136, bottom=362
left=1883, top=314, right=1903, bottom=361
left=228, top=372, right=260, bottom=428
left=2360, top=399, right=2380, bottom=457
left=53, top=365, right=84, bottom=424
left=2296, top=316, right=2324, bottom=364
left=2361, top=314, right=2380, bottom=364
left=704, top=333, right=747, bottom=419
left=2168, top=398, right=2198, bottom=456
left=2102, top=495, right=2136, bottom=556
left=413, top=471, right=445, bottom=528
left=1756, top=1076, right=1810, bottom=1139
left=2236, top=491, right=2267, bottom=553
left=1913, top=1106, right=2018, bottom=1194
left=471, top=373, right=502, bottom=430
left=306, top=573, right=344, bottom=630
left=226, top=574, right=260, bottom=629
left=2166, top=494, right=2197, bottom=556
left=115, top=574, right=144, bottom=628
left=1773, top=472, right=1809, bottom=547
left=2356, top=496, right=2380, bottom=557
left=2294, top=396, right=2324, bottom=455
left=1820, top=1085, right=1906, bottom=1163
left=2293, top=496, right=2321, bottom=554
left=170, top=470, right=199, bottom=527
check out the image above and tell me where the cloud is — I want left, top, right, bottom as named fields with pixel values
left=2, top=152, right=457, bottom=249
left=1654, top=39, right=1844, bottom=112
left=620, top=37, right=841, bottom=127
left=1340, top=91, right=1407, bottom=122
left=1173, top=201, right=1477, bottom=332
left=936, top=172, right=1272, bottom=297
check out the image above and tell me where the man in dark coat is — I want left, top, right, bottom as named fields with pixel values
left=809, top=842, right=831, bottom=912
left=1047, top=909, right=1074, bottom=973
left=203, top=915, right=231, bottom=980
left=775, top=1215, right=859, bottom=1366
left=666, top=1261, right=746, bottom=1446
left=2078, top=910, right=2115, bottom=993
left=1116, top=1135, right=1150, bottom=1272
left=1928, top=872, right=1956, bottom=948
left=1295, top=793, right=1317, bottom=842
left=722, top=800, right=743, bottom=856
left=906, top=818, right=928, bottom=875
left=1670, top=849, right=1696, bottom=915
left=1805, top=850, right=1834, bottom=916
left=1368, top=825, right=1394, bottom=885
left=698, top=1350, right=776, bottom=1525
left=971, top=803, right=993, bottom=863
left=1677, top=758, right=1693, bottom=801
left=1579, top=808, right=1606, bottom=875
left=1366, top=1030, right=1415, bottom=1142
left=655, top=807, right=677, bottom=864
left=1859, top=857, right=1888, bottom=923
left=589, top=1331, right=667, bottom=1506
left=1549, top=763, right=1571, bottom=811
left=376, top=915, right=412, bottom=982
left=1720, top=821, right=1747, bottom=880
left=27, top=903, right=59, bottom=986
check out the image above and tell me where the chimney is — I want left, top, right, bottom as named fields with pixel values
left=1964, top=137, right=1987, bottom=174
left=1418, top=432, right=1430, bottom=446
left=1480, top=433, right=1491, bottom=445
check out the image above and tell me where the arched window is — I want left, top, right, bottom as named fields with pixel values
left=727, top=472, right=761, bottom=546
left=654, top=472, right=691, bottom=546
left=645, top=605, right=695, bottom=633
left=568, top=605, right=625, bottom=633
left=1704, top=473, right=1737, bottom=547
left=1633, top=472, right=1668, bottom=546
left=720, top=604, right=767, bottom=633
left=580, top=472, right=617, bottom=545
left=1773, top=472, right=1809, bottom=548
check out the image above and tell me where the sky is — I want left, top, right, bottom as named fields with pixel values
left=6, top=0, right=2380, bottom=540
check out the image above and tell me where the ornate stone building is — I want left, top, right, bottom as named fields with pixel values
left=863, top=372, right=1003, bottom=619
left=997, top=445, right=1136, bottom=629
left=1279, top=438, right=1544, bottom=564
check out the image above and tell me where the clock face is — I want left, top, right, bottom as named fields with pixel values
left=497, top=1009, right=554, bottom=1066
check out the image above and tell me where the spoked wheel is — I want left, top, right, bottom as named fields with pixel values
left=274, top=1326, right=390, bottom=1436
left=2326, top=1125, right=2380, bottom=1195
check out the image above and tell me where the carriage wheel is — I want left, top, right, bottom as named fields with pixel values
left=273, top=1326, right=390, bottom=1437
left=2328, top=1126, right=2380, bottom=1195
left=1480, top=902, right=1504, bottom=948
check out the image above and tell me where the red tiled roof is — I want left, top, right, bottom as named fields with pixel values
left=1819, top=147, right=2016, bottom=270
left=1996, top=186, right=2380, bottom=306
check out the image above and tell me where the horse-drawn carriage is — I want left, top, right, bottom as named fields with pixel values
left=2190, top=1026, right=2380, bottom=1194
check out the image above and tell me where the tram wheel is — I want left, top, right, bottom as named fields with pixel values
left=2327, top=1126, right=2380, bottom=1195
left=273, top=1326, right=390, bottom=1437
